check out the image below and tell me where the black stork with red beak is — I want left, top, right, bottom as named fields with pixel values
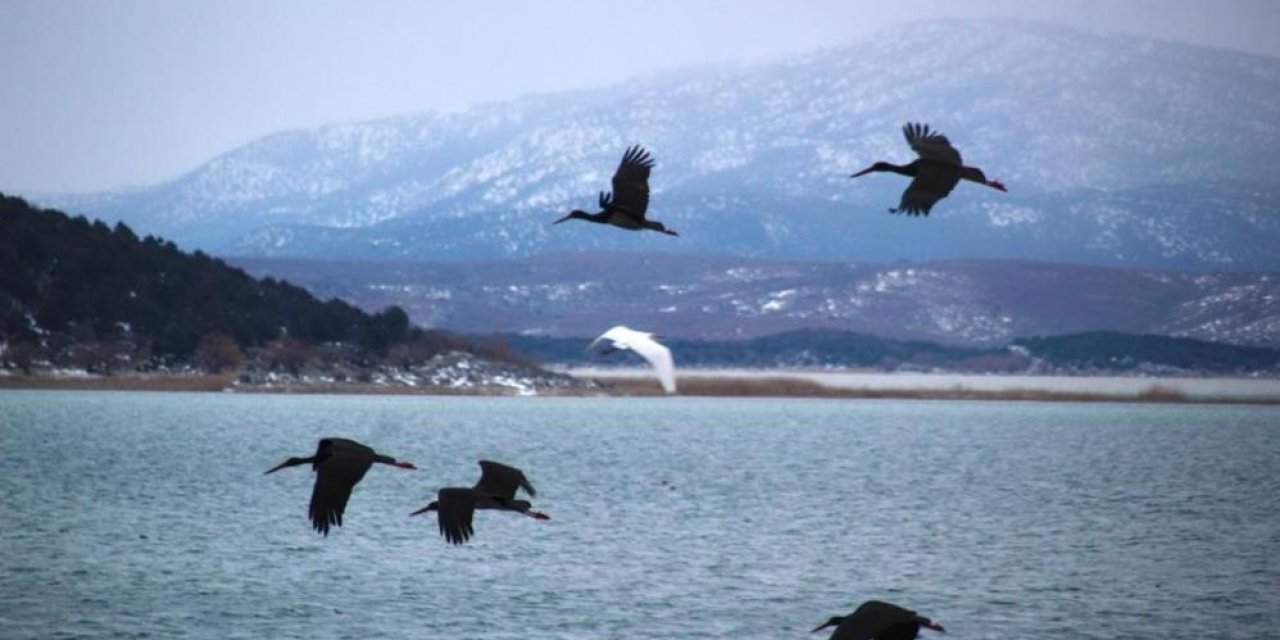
left=850, top=122, right=1006, bottom=216
left=410, top=460, right=550, bottom=545
left=553, top=145, right=678, bottom=236
left=266, top=437, right=416, bottom=536
left=813, top=600, right=946, bottom=640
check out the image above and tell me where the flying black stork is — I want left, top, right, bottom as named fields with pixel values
left=410, top=460, right=550, bottom=545
left=266, top=437, right=416, bottom=536
left=553, top=145, right=678, bottom=236
left=813, top=600, right=946, bottom=640
left=850, top=122, right=1006, bottom=216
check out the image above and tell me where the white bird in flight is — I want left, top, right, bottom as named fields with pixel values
left=588, top=326, right=676, bottom=394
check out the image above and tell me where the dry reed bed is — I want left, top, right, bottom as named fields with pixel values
left=587, top=375, right=1279, bottom=405
left=0, top=373, right=237, bottom=392
left=2, top=373, right=1276, bottom=404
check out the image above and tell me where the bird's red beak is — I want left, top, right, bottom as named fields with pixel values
left=988, top=180, right=1007, bottom=192
left=528, top=510, right=551, bottom=520
left=924, top=621, right=946, bottom=633
left=850, top=166, right=876, bottom=178
left=395, top=460, right=417, bottom=470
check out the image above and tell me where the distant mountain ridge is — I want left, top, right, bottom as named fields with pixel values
left=231, top=253, right=1280, bottom=348
left=497, top=329, right=1280, bottom=376
left=36, top=19, right=1280, bottom=270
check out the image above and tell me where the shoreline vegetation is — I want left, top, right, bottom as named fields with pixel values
left=5, top=197, right=1277, bottom=407
left=3, top=370, right=1277, bottom=405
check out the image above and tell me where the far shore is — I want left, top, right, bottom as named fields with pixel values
left=567, top=367, right=1280, bottom=403
left=2, top=368, right=1278, bottom=404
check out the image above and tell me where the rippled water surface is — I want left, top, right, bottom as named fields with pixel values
left=2, top=391, right=1277, bottom=639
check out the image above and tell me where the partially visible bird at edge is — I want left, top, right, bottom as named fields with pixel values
left=850, top=122, right=1006, bottom=216
left=410, top=460, right=550, bottom=545
left=266, top=437, right=416, bottom=536
left=813, top=600, right=946, bottom=640
left=554, top=145, right=678, bottom=236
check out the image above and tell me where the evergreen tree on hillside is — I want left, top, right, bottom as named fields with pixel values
left=0, top=194, right=415, bottom=366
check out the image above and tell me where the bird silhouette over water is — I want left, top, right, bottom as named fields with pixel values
left=266, top=437, right=416, bottom=536
left=850, top=122, right=1006, bottom=216
left=554, top=145, right=678, bottom=236
left=410, top=460, right=550, bottom=545
left=813, top=600, right=945, bottom=640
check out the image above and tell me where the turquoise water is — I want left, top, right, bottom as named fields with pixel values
left=1, top=391, right=1277, bottom=639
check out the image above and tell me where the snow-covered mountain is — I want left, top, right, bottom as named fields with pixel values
left=232, top=254, right=1280, bottom=348
left=40, top=20, right=1280, bottom=269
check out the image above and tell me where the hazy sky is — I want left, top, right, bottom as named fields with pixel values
left=2, top=0, right=1277, bottom=194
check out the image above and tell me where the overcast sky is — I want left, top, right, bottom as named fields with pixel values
left=2, top=0, right=1277, bottom=194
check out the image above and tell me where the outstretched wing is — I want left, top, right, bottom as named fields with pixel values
left=475, top=460, right=536, bottom=499
left=627, top=334, right=675, bottom=394
left=893, top=162, right=960, bottom=216
left=308, top=445, right=374, bottom=536
left=435, top=488, right=477, bottom=545
left=828, top=601, right=917, bottom=640
left=903, top=122, right=961, bottom=166
left=587, top=325, right=634, bottom=354
left=607, top=145, right=654, bottom=219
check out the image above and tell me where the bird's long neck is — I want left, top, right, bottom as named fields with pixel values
left=264, top=455, right=316, bottom=474
left=409, top=501, right=438, bottom=516
left=884, top=160, right=919, bottom=177
left=578, top=209, right=612, bottom=223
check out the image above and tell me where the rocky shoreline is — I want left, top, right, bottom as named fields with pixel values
left=0, top=351, right=594, bottom=396
left=5, top=366, right=1278, bottom=405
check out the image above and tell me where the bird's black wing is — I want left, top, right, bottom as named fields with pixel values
left=894, top=163, right=960, bottom=216
left=903, top=123, right=961, bottom=166
left=308, top=446, right=374, bottom=536
left=436, top=488, right=477, bottom=545
left=310, top=438, right=335, bottom=468
left=475, top=460, right=536, bottom=499
left=829, top=601, right=918, bottom=640
left=606, top=145, right=654, bottom=220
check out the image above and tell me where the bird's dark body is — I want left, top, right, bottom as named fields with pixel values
left=555, top=145, right=678, bottom=235
left=307, top=439, right=374, bottom=535
left=412, top=460, right=548, bottom=545
left=814, top=600, right=944, bottom=640
left=266, top=437, right=415, bottom=536
left=897, top=159, right=960, bottom=216
left=603, top=209, right=645, bottom=230
left=870, top=620, right=923, bottom=640
left=850, top=123, right=1005, bottom=216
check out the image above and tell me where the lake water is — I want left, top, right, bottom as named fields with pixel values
left=2, top=391, right=1277, bottom=639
